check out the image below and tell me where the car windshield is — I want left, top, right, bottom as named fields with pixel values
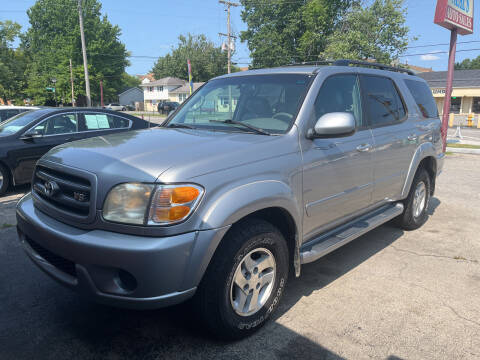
left=0, top=109, right=49, bottom=136
left=166, top=74, right=314, bottom=134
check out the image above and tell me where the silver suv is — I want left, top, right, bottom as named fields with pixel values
left=16, top=61, right=444, bottom=339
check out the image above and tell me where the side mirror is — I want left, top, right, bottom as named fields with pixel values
left=20, top=131, right=43, bottom=141
left=307, top=112, right=356, bottom=139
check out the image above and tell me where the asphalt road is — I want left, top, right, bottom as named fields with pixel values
left=1, top=154, right=479, bottom=360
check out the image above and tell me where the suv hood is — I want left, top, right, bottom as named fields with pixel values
left=43, top=127, right=285, bottom=183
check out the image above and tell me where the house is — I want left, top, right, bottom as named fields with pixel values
left=118, top=87, right=143, bottom=108
left=418, top=70, right=480, bottom=116
left=139, top=76, right=204, bottom=111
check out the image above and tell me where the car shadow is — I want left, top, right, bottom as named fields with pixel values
left=1, top=200, right=440, bottom=359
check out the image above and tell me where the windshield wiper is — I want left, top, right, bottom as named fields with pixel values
left=209, top=119, right=271, bottom=135
left=166, top=123, right=196, bottom=129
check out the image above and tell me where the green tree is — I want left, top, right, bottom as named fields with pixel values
left=320, top=0, right=410, bottom=64
left=152, top=34, right=231, bottom=82
left=240, top=0, right=352, bottom=68
left=22, top=0, right=130, bottom=105
left=0, top=20, right=27, bottom=103
left=455, top=56, right=480, bottom=70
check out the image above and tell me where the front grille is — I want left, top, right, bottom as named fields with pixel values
left=33, top=165, right=92, bottom=218
left=24, top=235, right=76, bottom=277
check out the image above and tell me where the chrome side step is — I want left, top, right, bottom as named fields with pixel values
left=300, top=203, right=404, bottom=264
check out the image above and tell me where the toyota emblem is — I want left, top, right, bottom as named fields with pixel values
left=44, top=180, right=59, bottom=197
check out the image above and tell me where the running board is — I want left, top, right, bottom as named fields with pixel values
left=300, top=203, right=404, bottom=265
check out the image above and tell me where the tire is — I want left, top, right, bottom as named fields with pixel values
left=121, top=107, right=126, bottom=111
left=194, top=218, right=289, bottom=340
left=0, top=164, right=10, bottom=196
left=395, top=168, right=431, bottom=230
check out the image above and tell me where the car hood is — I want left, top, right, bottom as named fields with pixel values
left=42, top=127, right=287, bottom=183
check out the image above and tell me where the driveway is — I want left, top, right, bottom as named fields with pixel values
left=0, top=154, right=479, bottom=359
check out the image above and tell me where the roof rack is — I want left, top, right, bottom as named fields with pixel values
left=283, top=59, right=415, bottom=76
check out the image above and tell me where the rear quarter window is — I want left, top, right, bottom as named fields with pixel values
left=404, top=80, right=438, bottom=118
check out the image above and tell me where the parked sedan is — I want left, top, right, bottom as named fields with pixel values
left=104, top=103, right=126, bottom=111
left=0, top=106, right=40, bottom=122
left=0, top=108, right=150, bottom=195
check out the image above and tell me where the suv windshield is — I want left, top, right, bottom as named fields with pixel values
left=0, top=109, right=47, bottom=136
left=167, top=74, right=313, bottom=134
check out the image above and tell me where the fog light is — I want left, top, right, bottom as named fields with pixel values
left=117, top=269, right=137, bottom=292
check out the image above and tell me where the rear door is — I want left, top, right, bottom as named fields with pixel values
left=302, top=74, right=375, bottom=238
left=360, top=75, right=416, bottom=203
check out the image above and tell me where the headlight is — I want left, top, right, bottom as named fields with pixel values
left=103, top=183, right=203, bottom=226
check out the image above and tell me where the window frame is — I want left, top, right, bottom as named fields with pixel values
left=359, top=74, right=408, bottom=129
left=24, top=112, right=80, bottom=137
left=312, top=72, right=367, bottom=131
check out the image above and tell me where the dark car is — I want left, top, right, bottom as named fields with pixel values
left=157, top=101, right=180, bottom=114
left=0, top=108, right=150, bottom=195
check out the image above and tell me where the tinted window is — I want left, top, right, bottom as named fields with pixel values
left=362, top=75, right=406, bottom=126
left=314, top=74, right=363, bottom=127
left=0, top=109, right=20, bottom=121
left=405, top=80, right=438, bottom=118
left=32, top=113, right=78, bottom=135
left=82, top=113, right=130, bottom=130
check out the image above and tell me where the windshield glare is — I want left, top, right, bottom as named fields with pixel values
left=0, top=109, right=45, bottom=136
left=167, top=74, right=313, bottom=134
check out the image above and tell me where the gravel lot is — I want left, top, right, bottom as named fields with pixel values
left=0, top=154, right=479, bottom=360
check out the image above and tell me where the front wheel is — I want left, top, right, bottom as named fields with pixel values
left=194, top=219, right=289, bottom=340
left=395, top=169, right=431, bottom=230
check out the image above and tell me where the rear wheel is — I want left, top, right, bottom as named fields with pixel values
left=0, top=164, right=10, bottom=196
left=395, top=168, right=431, bottom=230
left=194, top=219, right=289, bottom=340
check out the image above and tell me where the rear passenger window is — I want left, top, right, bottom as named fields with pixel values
left=82, top=113, right=130, bottom=130
left=361, top=75, right=406, bottom=127
left=314, top=74, right=363, bottom=127
left=405, top=80, right=438, bottom=118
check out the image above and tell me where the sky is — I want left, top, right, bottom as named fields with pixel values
left=1, top=0, right=480, bottom=75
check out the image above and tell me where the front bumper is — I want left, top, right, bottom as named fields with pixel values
left=16, top=193, right=229, bottom=310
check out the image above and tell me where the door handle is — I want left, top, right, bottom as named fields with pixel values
left=407, top=134, right=418, bottom=141
left=356, top=143, right=371, bottom=152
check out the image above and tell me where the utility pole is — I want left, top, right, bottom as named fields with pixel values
left=219, top=0, right=239, bottom=74
left=100, top=79, right=104, bottom=107
left=69, top=58, right=75, bottom=106
left=78, top=0, right=91, bottom=107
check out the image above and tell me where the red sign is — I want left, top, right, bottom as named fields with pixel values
left=435, top=0, right=474, bottom=35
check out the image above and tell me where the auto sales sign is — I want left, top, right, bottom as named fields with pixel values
left=435, top=0, right=474, bottom=35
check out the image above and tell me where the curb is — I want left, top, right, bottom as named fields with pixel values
left=446, top=147, right=480, bottom=155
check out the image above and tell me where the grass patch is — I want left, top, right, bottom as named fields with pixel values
left=446, top=143, right=480, bottom=149
left=130, top=113, right=166, bottom=118
left=1, top=223, right=14, bottom=229
left=445, top=151, right=454, bottom=155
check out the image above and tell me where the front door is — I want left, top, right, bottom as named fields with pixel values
left=12, top=113, right=80, bottom=183
left=302, top=74, right=374, bottom=239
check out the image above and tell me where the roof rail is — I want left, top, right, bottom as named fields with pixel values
left=281, top=59, right=415, bottom=75
left=333, top=59, right=415, bottom=75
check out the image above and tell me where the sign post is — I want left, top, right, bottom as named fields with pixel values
left=434, top=0, right=474, bottom=151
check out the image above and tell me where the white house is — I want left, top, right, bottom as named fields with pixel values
left=139, top=76, right=204, bottom=111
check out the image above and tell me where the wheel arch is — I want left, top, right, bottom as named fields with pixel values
left=401, top=143, right=438, bottom=198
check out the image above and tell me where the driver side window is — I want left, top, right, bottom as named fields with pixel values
left=31, top=114, right=78, bottom=136
left=314, top=74, right=363, bottom=128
